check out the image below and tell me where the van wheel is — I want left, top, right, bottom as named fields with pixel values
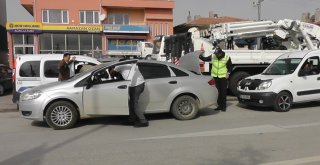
left=273, top=91, right=292, bottom=112
left=0, top=84, right=4, bottom=96
left=45, top=101, right=78, bottom=130
left=171, top=95, right=199, bottom=120
left=229, top=72, right=250, bottom=96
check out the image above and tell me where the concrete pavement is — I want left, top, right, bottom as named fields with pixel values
left=1, top=95, right=320, bottom=165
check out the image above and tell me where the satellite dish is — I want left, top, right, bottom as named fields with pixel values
left=99, top=14, right=106, bottom=21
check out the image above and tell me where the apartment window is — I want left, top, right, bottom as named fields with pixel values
left=80, top=11, right=99, bottom=24
left=108, top=14, right=129, bottom=25
left=42, top=10, right=69, bottom=24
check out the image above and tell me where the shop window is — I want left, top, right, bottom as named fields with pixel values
left=19, top=61, right=40, bottom=77
left=80, top=11, right=99, bottom=24
left=67, top=34, right=79, bottom=50
left=42, top=9, right=69, bottom=24
left=108, top=14, right=129, bottom=25
left=52, top=34, right=66, bottom=53
left=13, top=34, right=34, bottom=45
left=39, top=33, right=52, bottom=51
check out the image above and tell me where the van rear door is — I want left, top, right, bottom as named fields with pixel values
left=16, top=58, right=41, bottom=94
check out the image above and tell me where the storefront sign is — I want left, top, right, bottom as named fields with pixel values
left=103, top=25, right=149, bottom=34
left=42, top=25, right=102, bottom=33
left=6, top=22, right=43, bottom=33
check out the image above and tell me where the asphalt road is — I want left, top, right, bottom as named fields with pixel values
left=1, top=94, right=320, bottom=165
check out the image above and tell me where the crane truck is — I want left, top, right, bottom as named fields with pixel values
left=150, top=19, right=320, bottom=95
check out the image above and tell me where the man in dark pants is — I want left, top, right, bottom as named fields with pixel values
left=199, top=47, right=232, bottom=111
left=128, top=64, right=148, bottom=127
left=58, top=53, right=75, bottom=81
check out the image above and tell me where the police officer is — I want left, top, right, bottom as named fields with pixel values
left=199, top=47, right=232, bottom=111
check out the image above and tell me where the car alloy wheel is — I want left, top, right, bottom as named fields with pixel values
left=274, top=91, right=292, bottom=112
left=51, top=106, right=73, bottom=127
left=46, top=101, right=78, bottom=130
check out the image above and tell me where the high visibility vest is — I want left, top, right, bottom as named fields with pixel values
left=211, top=54, right=229, bottom=78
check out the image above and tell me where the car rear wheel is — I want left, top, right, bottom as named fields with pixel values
left=0, top=84, right=4, bottom=95
left=273, top=91, right=292, bottom=112
left=45, top=101, right=78, bottom=130
left=171, top=95, right=199, bottom=120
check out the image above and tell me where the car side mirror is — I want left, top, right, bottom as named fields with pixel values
left=86, top=77, right=93, bottom=89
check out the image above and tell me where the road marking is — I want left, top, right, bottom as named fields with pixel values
left=260, top=155, right=320, bottom=165
left=281, top=122, right=320, bottom=129
left=129, top=125, right=287, bottom=141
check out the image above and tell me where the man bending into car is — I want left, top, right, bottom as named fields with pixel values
left=127, top=64, right=148, bottom=127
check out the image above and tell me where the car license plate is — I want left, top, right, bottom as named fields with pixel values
left=240, top=95, right=250, bottom=100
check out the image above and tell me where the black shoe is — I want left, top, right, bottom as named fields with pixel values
left=134, top=121, right=149, bottom=127
left=221, top=108, right=226, bottom=112
left=214, top=107, right=222, bottom=111
left=122, top=120, right=134, bottom=126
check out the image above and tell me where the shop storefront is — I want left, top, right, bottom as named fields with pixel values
left=7, top=22, right=103, bottom=66
left=103, top=24, right=149, bottom=55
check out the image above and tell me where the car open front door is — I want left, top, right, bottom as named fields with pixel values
left=83, top=80, right=130, bottom=115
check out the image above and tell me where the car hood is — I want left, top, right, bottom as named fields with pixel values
left=179, top=51, right=202, bottom=75
left=247, top=74, right=284, bottom=80
left=32, top=81, right=73, bottom=92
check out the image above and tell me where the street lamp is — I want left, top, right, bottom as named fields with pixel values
left=253, top=0, right=264, bottom=21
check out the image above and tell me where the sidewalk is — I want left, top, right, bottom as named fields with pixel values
left=0, top=94, right=17, bottom=112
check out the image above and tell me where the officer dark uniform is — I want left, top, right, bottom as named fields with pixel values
left=199, top=47, right=232, bottom=111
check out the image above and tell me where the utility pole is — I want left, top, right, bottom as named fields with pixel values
left=253, top=0, right=264, bottom=21
left=253, top=0, right=264, bottom=50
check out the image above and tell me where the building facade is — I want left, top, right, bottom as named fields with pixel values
left=6, top=0, right=174, bottom=67
left=0, top=0, right=8, bottom=64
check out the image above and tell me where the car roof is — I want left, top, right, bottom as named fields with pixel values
left=278, top=50, right=316, bottom=59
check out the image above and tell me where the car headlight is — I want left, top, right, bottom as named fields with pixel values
left=257, top=81, right=272, bottom=90
left=20, top=90, right=42, bottom=101
left=237, top=80, right=243, bottom=89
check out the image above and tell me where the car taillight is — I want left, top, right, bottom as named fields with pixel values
left=208, top=79, right=215, bottom=87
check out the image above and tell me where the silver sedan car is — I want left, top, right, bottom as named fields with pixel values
left=19, top=56, right=217, bottom=130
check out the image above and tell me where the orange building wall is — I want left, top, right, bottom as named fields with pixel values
left=106, top=8, right=145, bottom=25
left=33, top=0, right=101, bottom=25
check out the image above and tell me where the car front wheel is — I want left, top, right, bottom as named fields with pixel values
left=273, top=91, right=292, bottom=112
left=171, top=95, right=199, bottom=120
left=45, top=101, right=78, bottom=130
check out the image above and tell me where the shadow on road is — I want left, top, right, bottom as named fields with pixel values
left=236, top=101, right=320, bottom=112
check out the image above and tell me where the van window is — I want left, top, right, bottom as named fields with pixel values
left=44, top=61, right=59, bottom=78
left=19, top=61, right=40, bottom=77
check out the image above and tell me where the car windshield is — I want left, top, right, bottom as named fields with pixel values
left=263, top=58, right=302, bottom=75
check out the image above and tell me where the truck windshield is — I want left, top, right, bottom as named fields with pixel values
left=263, top=58, right=302, bottom=75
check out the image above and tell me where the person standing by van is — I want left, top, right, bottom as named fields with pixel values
left=58, top=53, right=75, bottom=81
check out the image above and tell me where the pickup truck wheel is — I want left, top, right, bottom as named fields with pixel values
left=273, top=91, right=292, bottom=112
left=0, top=84, right=4, bottom=96
left=45, top=101, right=78, bottom=130
left=229, top=72, right=250, bottom=96
left=171, top=95, right=199, bottom=120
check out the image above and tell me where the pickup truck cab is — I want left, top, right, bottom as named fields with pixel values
left=13, top=54, right=100, bottom=102
left=237, top=50, right=320, bottom=112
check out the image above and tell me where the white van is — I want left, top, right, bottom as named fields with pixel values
left=13, top=54, right=101, bottom=102
left=237, top=50, right=320, bottom=112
